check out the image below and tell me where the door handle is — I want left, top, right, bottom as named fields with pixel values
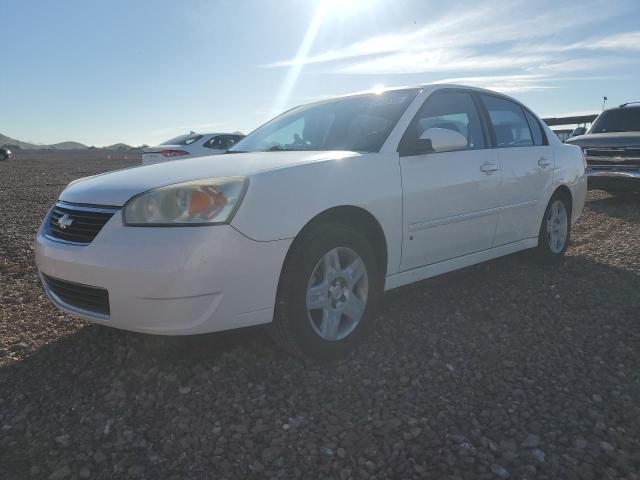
left=538, top=157, right=551, bottom=168
left=480, top=162, right=499, bottom=174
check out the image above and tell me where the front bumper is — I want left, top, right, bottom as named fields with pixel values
left=587, top=167, right=640, bottom=191
left=35, top=211, right=292, bottom=335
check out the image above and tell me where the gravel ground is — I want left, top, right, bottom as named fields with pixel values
left=1, top=152, right=639, bottom=480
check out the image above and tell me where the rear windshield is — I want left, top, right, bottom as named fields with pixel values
left=162, top=134, right=203, bottom=145
left=230, top=89, right=420, bottom=153
left=589, top=108, right=640, bottom=133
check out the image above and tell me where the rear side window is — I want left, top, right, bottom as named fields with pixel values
left=480, top=95, right=533, bottom=148
left=399, top=91, right=486, bottom=155
left=524, top=110, right=544, bottom=146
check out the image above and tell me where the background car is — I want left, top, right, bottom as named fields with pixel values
left=36, top=84, right=586, bottom=360
left=142, top=132, right=244, bottom=165
left=0, top=147, right=12, bottom=160
left=567, top=102, right=640, bottom=194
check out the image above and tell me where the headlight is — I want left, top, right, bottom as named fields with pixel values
left=123, top=177, right=247, bottom=226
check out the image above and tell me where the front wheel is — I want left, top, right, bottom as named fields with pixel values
left=533, top=192, right=572, bottom=263
left=270, top=223, right=382, bottom=360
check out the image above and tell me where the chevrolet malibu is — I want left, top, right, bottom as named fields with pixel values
left=36, top=85, right=587, bottom=359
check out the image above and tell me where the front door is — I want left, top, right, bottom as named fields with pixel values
left=398, top=90, right=501, bottom=271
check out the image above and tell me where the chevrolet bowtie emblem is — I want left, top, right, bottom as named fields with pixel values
left=57, top=214, right=73, bottom=230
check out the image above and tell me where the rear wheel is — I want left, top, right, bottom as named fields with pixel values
left=533, top=192, right=572, bottom=263
left=270, top=223, right=382, bottom=360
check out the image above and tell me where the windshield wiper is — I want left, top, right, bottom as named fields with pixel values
left=264, top=145, right=286, bottom=151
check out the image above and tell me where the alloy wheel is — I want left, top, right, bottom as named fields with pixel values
left=306, top=247, right=369, bottom=341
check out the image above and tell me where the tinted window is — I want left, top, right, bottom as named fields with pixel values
left=589, top=108, right=640, bottom=133
left=205, top=135, right=243, bottom=150
left=162, top=134, right=203, bottom=146
left=481, top=95, right=533, bottom=147
left=230, top=89, right=420, bottom=153
left=400, top=91, right=485, bottom=154
left=524, top=110, right=544, bottom=146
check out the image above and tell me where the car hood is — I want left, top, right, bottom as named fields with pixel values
left=566, top=132, right=640, bottom=148
left=59, top=150, right=360, bottom=206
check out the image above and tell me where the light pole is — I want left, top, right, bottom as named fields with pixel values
left=602, top=96, right=608, bottom=111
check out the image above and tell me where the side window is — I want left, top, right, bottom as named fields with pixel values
left=480, top=95, right=533, bottom=147
left=263, top=117, right=307, bottom=147
left=399, top=91, right=486, bottom=155
left=524, top=110, right=544, bottom=146
left=226, top=136, right=243, bottom=148
left=204, top=136, right=223, bottom=149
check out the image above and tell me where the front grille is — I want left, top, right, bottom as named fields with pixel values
left=585, top=147, right=640, bottom=166
left=42, top=274, right=110, bottom=316
left=47, top=202, right=118, bottom=244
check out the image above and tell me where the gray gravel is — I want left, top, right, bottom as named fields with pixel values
left=1, top=152, right=639, bottom=479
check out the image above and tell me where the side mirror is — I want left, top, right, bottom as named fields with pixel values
left=571, top=127, right=586, bottom=137
left=419, top=128, right=468, bottom=153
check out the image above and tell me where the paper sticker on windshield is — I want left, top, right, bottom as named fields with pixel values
left=370, top=94, right=412, bottom=106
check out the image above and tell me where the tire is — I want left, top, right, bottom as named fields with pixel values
left=270, top=223, right=383, bottom=361
left=603, top=188, right=636, bottom=197
left=533, top=191, right=572, bottom=264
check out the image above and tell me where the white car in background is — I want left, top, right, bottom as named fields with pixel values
left=142, top=132, right=244, bottom=165
left=36, top=84, right=586, bottom=360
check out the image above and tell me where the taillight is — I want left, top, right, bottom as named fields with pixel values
left=160, top=150, right=189, bottom=157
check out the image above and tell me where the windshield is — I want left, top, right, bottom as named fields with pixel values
left=161, top=133, right=203, bottom=145
left=589, top=108, right=640, bottom=133
left=230, top=89, right=420, bottom=153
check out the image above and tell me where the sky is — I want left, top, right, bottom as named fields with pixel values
left=1, top=0, right=639, bottom=147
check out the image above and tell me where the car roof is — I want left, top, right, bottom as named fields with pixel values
left=190, top=132, right=244, bottom=137
left=603, top=103, right=640, bottom=112
left=329, top=83, right=530, bottom=107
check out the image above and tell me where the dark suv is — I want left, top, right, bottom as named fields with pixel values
left=0, top=148, right=12, bottom=161
left=566, top=103, right=640, bottom=194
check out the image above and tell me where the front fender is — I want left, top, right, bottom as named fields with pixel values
left=231, top=152, right=403, bottom=275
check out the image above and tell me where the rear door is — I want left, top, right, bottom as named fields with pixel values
left=478, top=95, right=554, bottom=245
left=398, top=90, right=501, bottom=270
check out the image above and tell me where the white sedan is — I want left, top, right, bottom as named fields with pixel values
left=36, top=84, right=587, bottom=359
left=141, top=132, right=244, bottom=165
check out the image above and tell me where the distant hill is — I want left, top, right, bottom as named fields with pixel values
left=0, top=132, right=136, bottom=151
left=0, top=132, right=89, bottom=150
left=0, top=133, right=42, bottom=150
left=105, top=143, right=134, bottom=151
left=48, top=141, right=89, bottom=150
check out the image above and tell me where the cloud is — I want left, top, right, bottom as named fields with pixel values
left=261, top=0, right=637, bottom=93
left=433, top=75, right=557, bottom=93
left=335, top=51, right=549, bottom=75
left=264, top=0, right=623, bottom=69
left=585, top=31, right=640, bottom=50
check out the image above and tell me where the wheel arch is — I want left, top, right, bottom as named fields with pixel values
left=554, top=184, right=573, bottom=211
left=280, top=205, right=389, bottom=280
